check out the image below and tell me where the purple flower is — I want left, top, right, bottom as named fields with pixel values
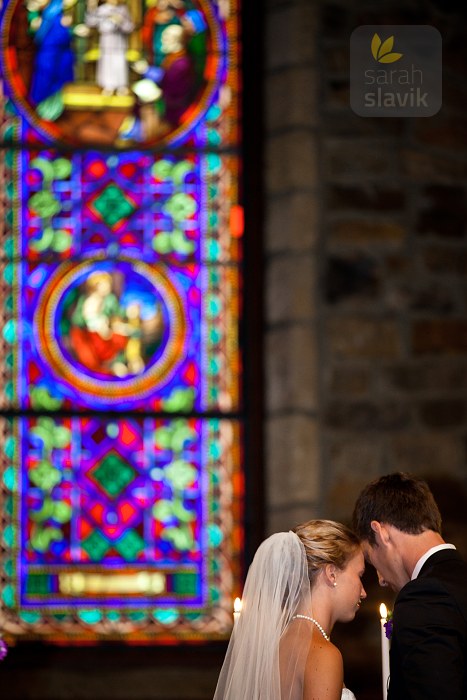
left=0, top=638, right=8, bottom=661
left=384, top=618, right=393, bottom=640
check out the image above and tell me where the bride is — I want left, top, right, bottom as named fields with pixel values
left=213, top=519, right=366, bottom=699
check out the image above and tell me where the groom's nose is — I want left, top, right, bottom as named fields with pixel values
left=377, top=571, right=388, bottom=587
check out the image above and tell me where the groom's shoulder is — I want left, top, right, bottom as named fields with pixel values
left=420, top=547, right=466, bottom=574
left=415, top=550, right=467, bottom=611
left=397, top=550, right=466, bottom=599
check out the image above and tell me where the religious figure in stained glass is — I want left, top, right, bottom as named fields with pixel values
left=63, top=269, right=164, bottom=377
left=27, top=0, right=76, bottom=105
left=85, top=0, right=135, bottom=96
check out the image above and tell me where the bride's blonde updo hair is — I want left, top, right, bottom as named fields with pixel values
left=293, top=519, right=361, bottom=585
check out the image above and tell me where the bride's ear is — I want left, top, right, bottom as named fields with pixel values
left=323, top=563, right=339, bottom=588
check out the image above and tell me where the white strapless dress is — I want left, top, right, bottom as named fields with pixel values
left=342, top=689, right=356, bottom=699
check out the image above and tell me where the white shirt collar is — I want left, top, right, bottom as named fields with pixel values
left=411, top=543, right=456, bottom=580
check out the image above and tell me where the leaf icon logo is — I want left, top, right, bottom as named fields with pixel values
left=371, top=33, right=403, bottom=63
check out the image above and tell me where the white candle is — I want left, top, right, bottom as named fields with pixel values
left=380, top=603, right=390, bottom=700
left=233, top=597, right=242, bottom=628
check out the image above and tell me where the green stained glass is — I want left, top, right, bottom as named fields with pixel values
left=92, top=184, right=136, bottom=227
left=26, top=574, right=52, bottom=595
left=3, top=559, right=13, bottom=577
left=82, top=531, right=110, bottom=560
left=114, top=530, right=145, bottom=560
left=128, top=612, right=146, bottom=621
left=3, top=319, right=16, bottom=343
left=3, top=524, right=14, bottom=547
left=78, top=610, right=103, bottom=625
left=207, top=524, right=223, bottom=547
left=20, top=611, right=42, bottom=624
left=3, top=466, right=15, bottom=491
left=2, top=584, right=15, bottom=607
left=154, top=609, right=179, bottom=624
left=91, top=453, right=136, bottom=498
left=173, top=573, right=198, bottom=595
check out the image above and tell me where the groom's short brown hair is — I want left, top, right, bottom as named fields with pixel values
left=352, top=472, right=442, bottom=545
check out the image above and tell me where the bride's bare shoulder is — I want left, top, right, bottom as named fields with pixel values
left=303, top=640, right=344, bottom=700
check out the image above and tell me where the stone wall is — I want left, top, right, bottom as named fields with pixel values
left=264, top=0, right=467, bottom=539
left=264, top=0, right=322, bottom=531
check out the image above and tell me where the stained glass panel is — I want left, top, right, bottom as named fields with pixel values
left=0, top=0, right=242, bottom=644
left=0, top=416, right=242, bottom=641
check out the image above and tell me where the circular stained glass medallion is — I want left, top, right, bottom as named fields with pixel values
left=34, top=258, right=187, bottom=402
left=0, top=0, right=224, bottom=147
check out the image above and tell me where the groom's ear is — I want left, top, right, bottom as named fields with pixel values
left=370, top=520, right=390, bottom=546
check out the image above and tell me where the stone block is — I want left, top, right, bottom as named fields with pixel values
left=265, top=190, right=319, bottom=254
left=266, top=414, right=320, bottom=508
left=323, top=45, right=349, bottom=74
left=327, top=185, right=405, bottom=211
left=384, top=253, right=413, bottom=275
left=327, top=365, right=372, bottom=396
left=318, top=111, right=405, bottom=137
left=441, top=79, right=467, bottom=112
left=418, top=399, right=466, bottom=428
left=383, top=361, right=467, bottom=393
left=323, top=139, right=392, bottom=180
left=267, top=503, right=321, bottom=535
left=265, top=66, right=318, bottom=132
left=324, top=400, right=411, bottom=431
left=423, top=247, right=467, bottom=276
left=417, top=185, right=467, bottom=239
left=412, top=319, right=467, bottom=355
left=324, top=78, right=350, bottom=109
left=266, top=324, right=318, bottom=412
left=324, top=253, right=380, bottom=304
left=265, top=130, right=319, bottom=195
left=265, top=3, right=317, bottom=70
left=327, top=436, right=383, bottom=477
left=402, top=149, right=467, bottom=183
left=405, top=283, right=458, bottom=314
left=387, top=433, right=465, bottom=477
left=266, top=253, right=316, bottom=324
left=324, top=437, right=383, bottom=518
left=330, top=220, right=406, bottom=246
left=321, top=2, right=352, bottom=38
left=326, top=317, right=402, bottom=359
left=414, top=116, right=467, bottom=151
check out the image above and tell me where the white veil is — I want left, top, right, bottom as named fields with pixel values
left=213, top=531, right=313, bottom=700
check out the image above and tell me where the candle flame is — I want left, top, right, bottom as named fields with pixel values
left=380, top=603, right=388, bottom=619
left=234, top=597, right=242, bottom=613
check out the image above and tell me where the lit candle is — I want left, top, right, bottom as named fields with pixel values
left=380, top=603, right=390, bottom=700
left=233, top=597, right=242, bottom=628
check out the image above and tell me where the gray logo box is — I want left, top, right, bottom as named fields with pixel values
left=350, top=25, right=442, bottom=117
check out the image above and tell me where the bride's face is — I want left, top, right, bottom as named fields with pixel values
left=333, top=550, right=367, bottom=623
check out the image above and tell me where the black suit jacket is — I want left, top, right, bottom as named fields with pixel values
left=388, top=548, right=467, bottom=700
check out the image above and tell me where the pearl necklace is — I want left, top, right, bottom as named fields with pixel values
left=292, top=614, right=330, bottom=641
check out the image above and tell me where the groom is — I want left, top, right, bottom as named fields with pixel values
left=352, top=472, right=467, bottom=700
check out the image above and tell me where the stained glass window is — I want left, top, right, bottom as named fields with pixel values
left=0, top=0, right=242, bottom=644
